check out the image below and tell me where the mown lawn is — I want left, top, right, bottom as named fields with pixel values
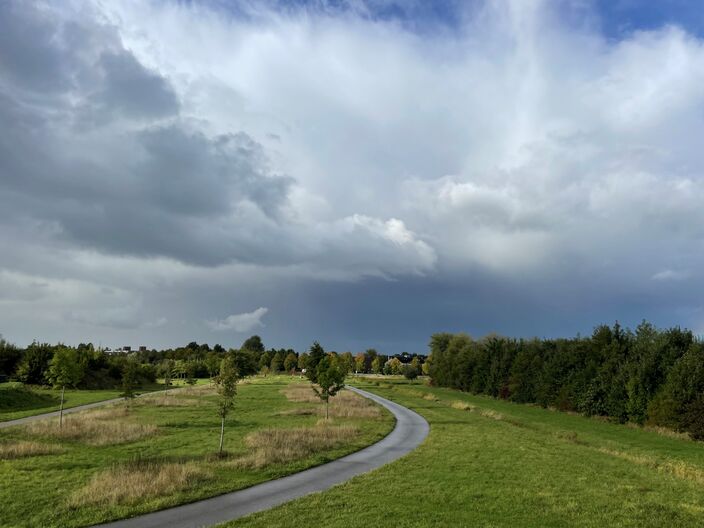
left=226, top=378, right=704, bottom=528
left=0, top=376, right=393, bottom=527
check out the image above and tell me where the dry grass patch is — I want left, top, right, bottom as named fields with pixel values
left=328, top=391, right=381, bottom=419
left=69, top=461, right=208, bottom=507
left=598, top=448, right=704, bottom=485
left=281, top=385, right=381, bottom=419
left=232, top=424, right=359, bottom=469
left=177, top=385, right=216, bottom=396
left=0, top=440, right=65, bottom=459
left=277, top=408, right=317, bottom=416
left=450, top=401, right=473, bottom=411
left=422, top=393, right=439, bottom=402
left=137, top=395, right=201, bottom=407
left=476, top=409, right=504, bottom=421
left=24, top=407, right=157, bottom=446
left=281, top=384, right=320, bottom=403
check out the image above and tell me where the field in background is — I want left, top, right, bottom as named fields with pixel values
left=0, top=376, right=393, bottom=528
left=228, top=377, right=704, bottom=528
left=0, top=379, right=213, bottom=422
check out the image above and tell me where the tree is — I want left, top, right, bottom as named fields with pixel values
left=231, top=349, right=258, bottom=377
left=241, top=335, right=265, bottom=355
left=121, top=359, right=140, bottom=402
left=284, top=352, right=298, bottom=373
left=298, top=353, right=309, bottom=371
left=45, top=346, right=84, bottom=428
left=185, top=361, right=197, bottom=386
left=306, top=342, right=326, bottom=383
left=354, top=353, right=365, bottom=374
left=371, top=356, right=382, bottom=374
left=160, top=359, right=174, bottom=387
left=340, top=351, right=355, bottom=374
left=384, top=357, right=403, bottom=375
left=259, top=351, right=273, bottom=373
left=270, top=351, right=284, bottom=372
left=402, top=363, right=418, bottom=380
left=205, top=352, right=221, bottom=380
left=313, top=356, right=345, bottom=420
left=0, top=336, right=21, bottom=378
left=215, top=356, right=238, bottom=455
left=16, top=342, right=53, bottom=385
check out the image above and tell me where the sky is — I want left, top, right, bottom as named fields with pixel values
left=1, top=0, right=704, bottom=353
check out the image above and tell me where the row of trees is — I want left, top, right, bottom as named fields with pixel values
left=427, top=322, right=704, bottom=440
left=0, top=334, right=427, bottom=388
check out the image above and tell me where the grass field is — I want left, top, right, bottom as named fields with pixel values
left=0, top=376, right=393, bottom=528
left=0, top=381, right=179, bottom=422
left=226, top=378, right=704, bottom=528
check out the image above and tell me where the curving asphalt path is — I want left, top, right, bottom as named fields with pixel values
left=92, top=385, right=429, bottom=528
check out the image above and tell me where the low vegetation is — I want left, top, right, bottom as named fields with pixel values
left=0, top=440, right=64, bottom=459
left=233, top=424, right=358, bottom=469
left=0, top=376, right=392, bottom=528
left=24, top=407, right=158, bottom=446
left=227, top=378, right=704, bottom=528
left=69, top=460, right=209, bottom=506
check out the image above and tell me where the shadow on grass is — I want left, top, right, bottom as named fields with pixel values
left=0, top=386, right=59, bottom=412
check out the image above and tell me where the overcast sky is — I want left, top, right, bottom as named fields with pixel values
left=1, top=0, right=704, bottom=353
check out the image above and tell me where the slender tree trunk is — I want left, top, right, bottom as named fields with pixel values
left=219, top=415, right=225, bottom=455
left=59, top=385, right=65, bottom=428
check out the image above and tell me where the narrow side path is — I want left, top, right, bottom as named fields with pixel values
left=0, top=390, right=171, bottom=429
left=93, top=386, right=429, bottom=528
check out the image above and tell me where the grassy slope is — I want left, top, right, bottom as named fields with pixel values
left=226, top=378, right=704, bottom=528
left=0, top=376, right=393, bottom=528
left=0, top=381, right=178, bottom=422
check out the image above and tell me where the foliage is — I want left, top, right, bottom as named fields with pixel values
left=305, top=342, right=326, bottom=384
left=121, top=360, right=140, bottom=400
left=312, top=357, right=346, bottom=419
left=428, top=322, right=704, bottom=440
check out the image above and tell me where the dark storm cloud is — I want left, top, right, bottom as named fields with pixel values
left=0, top=1, right=295, bottom=267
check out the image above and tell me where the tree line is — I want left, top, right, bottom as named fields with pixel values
left=0, top=334, right=426, bottom=390
left=427, top=321, right=704, bottom=440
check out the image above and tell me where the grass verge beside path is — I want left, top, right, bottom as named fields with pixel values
left=225, top=378, right=704, bottom=528
left=0, top=376, right=393, bottom=528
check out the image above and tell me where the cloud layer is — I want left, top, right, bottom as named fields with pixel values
left=1, top=0, right=704, bottom=350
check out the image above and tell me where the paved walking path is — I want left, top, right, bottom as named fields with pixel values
left=92, top=386, right=429, bottom=528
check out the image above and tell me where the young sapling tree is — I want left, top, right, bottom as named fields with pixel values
left=313, top=356, right=345, bottom=420
left=215, top=355, right=238, bottom=456
left=46, top=346, right=84, bottom=428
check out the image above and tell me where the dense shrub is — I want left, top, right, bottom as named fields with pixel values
left=428, top=322, right=704, bottom=440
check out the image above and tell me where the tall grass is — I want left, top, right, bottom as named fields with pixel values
left=24, top=406, right=157, bottom=446
left=232, top=424, right=359, bottom=469
left=281, top=385, right=381, bottom=419
left=0, top=440, right=64, bottom=459
left=69, top=460, right=209, bottom=506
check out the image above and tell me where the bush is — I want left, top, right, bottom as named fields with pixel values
left=402, top=365, right=418, bottom=380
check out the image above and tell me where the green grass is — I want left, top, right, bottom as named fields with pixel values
left=0, top=376, right=393, bottom=528
left=225, top=378, right=704, bottom=528
left=0, top=382, right=167, bottom=422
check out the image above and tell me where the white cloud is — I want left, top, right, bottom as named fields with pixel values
left=652, top=269, right=690, bottom=282
left=207, top=307, right=269, bottom=332
left=2, top=0, right=704, bottom=347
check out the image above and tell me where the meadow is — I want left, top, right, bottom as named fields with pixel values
left=227, top=377, right=704, bottom=528
left=0, top=376, right=393, bottom=528
left=0, top=382, right=167, bottom=422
